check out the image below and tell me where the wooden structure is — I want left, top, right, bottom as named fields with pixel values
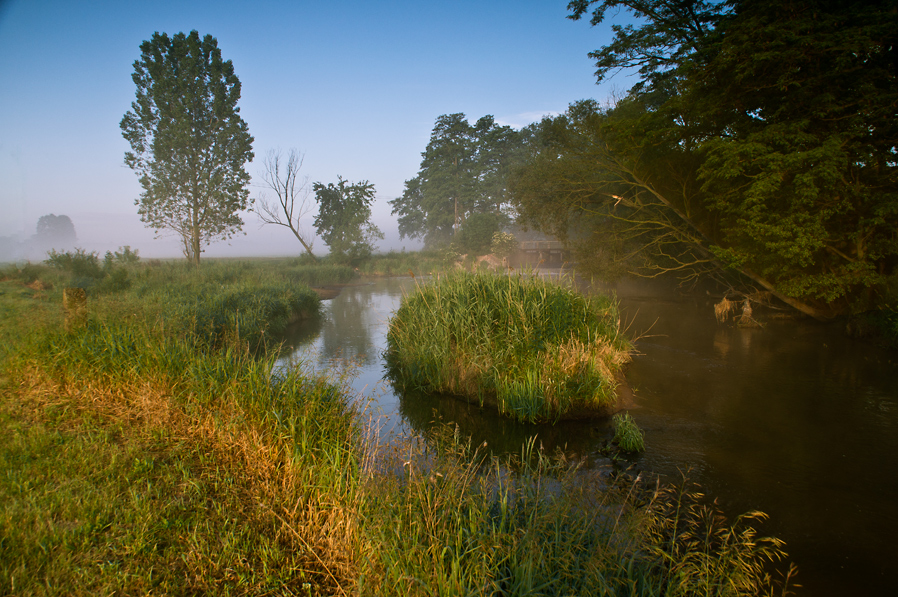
left=514, top=240, right=572, bottom=267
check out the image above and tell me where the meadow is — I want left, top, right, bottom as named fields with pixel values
left=0, top=251, right=793, bottom=595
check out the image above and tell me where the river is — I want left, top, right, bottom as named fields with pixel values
left=275, top=274, right=898, bottom=596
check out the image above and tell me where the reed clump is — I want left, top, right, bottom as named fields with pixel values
left=613, top=412, right=646, bottom=453
left=356, top=427, right=794, bottom=596
left=386, top=270, right=632, bottom=423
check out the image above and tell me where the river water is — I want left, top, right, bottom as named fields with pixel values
left=276, top=275, right=898, bottom=596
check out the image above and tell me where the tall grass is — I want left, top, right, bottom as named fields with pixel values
left=1, top=258, right=362, bottom=595
left=356, top=427, right=793, bottom=596
left=354, top=249, right=447, bottom=277
left=386, top=270, right=632, bottom=423
left=1, top=255, right=794, bottom=595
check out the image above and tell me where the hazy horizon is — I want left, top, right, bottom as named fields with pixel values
left=0, top=0, right=620, bottom=261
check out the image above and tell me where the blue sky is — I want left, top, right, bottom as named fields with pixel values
left=0, top=0, right=620, bottom=258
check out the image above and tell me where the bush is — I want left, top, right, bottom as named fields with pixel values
left=491, top=231, right=519, bottom=261
left=45, top=248, right=104, bottom=280
left=103, top=245, right=140, bottom=269
left=1, top=262, right=46, bottom=284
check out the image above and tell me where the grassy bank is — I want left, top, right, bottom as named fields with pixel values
left=1, top=256, right=362, bottom=594
left=386, top=270, right=632, bottom=423
left=1, top=254, right=793, bottom=595
left=353, top=249, right=447, bottom=277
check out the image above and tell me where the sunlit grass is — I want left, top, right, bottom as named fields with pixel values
left=1, top=254, right=794, bottom=596
left=386, top=269, right=632, bottom=423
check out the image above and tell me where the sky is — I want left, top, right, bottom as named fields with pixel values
left=0, top=0, right=621, bottom=260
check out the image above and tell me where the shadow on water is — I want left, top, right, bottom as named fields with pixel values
left=277, top=273, right=898, bottom=597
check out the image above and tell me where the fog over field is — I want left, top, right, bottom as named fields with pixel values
left=0, top=0, right=619, bottom=262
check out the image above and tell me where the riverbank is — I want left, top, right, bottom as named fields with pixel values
left=1, top=255, right=794, bottom=595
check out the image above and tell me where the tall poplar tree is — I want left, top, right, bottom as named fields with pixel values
left=120, top=31, right=254, bottom=264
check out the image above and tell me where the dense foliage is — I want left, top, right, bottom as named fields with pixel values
left=510, top=0, right=897, bottom=317
left=120, top=31, right=254, bottom=264
left=390, top=114, right=523, bottom=248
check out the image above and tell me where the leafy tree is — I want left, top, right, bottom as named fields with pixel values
left=313, top=177, right=383, bottom=262
left=391, top=114, right=521, bottom=247
left=567, top=0, right=730, bottom=95
left=522, top=0, right=898, bottom=317
left=455, top=212, right=500, bottom=255
left=685, top=0, right=898, bottom=310
left=120, top=30, right=254, bottom=265
left=257, top=148, right=317, bottom=259
left=511, top=101, right=715, bottom=283
left=34, top=214, right=77, bottom=245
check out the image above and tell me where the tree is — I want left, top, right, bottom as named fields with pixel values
left=390, top=114, right=521, bottom=247
left=455, top=212, right=500, bottom=255
left=527, top=0, right=898, bottom=317
left=313, top=177, right=383, bottom=262
left=511, top=101, right=718, bottom=283
left=685, top=0, right=898, bottom=310
left=567, top=0, right=730, bottom=95
left=34, top=214, right=77, bottom=245
left=257, top=149, right=316, bottom=259
left=120, top=30, right=254, bottom=265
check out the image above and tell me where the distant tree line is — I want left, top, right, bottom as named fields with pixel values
left=120, top=31, right=382, bottom=266
left=115, top=2, right=896, bottom=317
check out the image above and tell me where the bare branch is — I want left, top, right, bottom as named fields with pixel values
left=257, top=148, right=317, bottom=259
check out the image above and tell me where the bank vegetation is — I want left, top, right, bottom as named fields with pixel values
left=1, top=253, right=794, bottom=595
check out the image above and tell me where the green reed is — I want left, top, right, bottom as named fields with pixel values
left=356, top=427, right=793, bottom=596
left=613, top=412, right=646, bottom=453
left=386, top=269, right=632, bottom=422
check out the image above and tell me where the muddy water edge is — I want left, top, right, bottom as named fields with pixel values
left=280, top=275, right=898, bottom=596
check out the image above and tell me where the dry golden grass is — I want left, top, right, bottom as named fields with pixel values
left=5, top=360, right=361, bottom=595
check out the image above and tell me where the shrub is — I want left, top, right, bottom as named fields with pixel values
left=45, top=248, right=104, bottom=280
left=491, top=231, right=519, bottom=261
left=103, top=245, right=140, bottom=269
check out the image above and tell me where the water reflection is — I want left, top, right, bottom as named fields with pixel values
left=277, top=275, right=898, bottom=597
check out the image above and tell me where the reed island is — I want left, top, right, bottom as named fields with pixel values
left=386, top=270, right=632, bottom=423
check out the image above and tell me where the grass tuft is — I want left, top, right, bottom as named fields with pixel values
left=386, top=270, right=632, bottom=422
left=613, top=412, right=646, bottom=453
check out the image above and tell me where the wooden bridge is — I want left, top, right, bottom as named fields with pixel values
left=514, top=240, right=572, bottom=267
